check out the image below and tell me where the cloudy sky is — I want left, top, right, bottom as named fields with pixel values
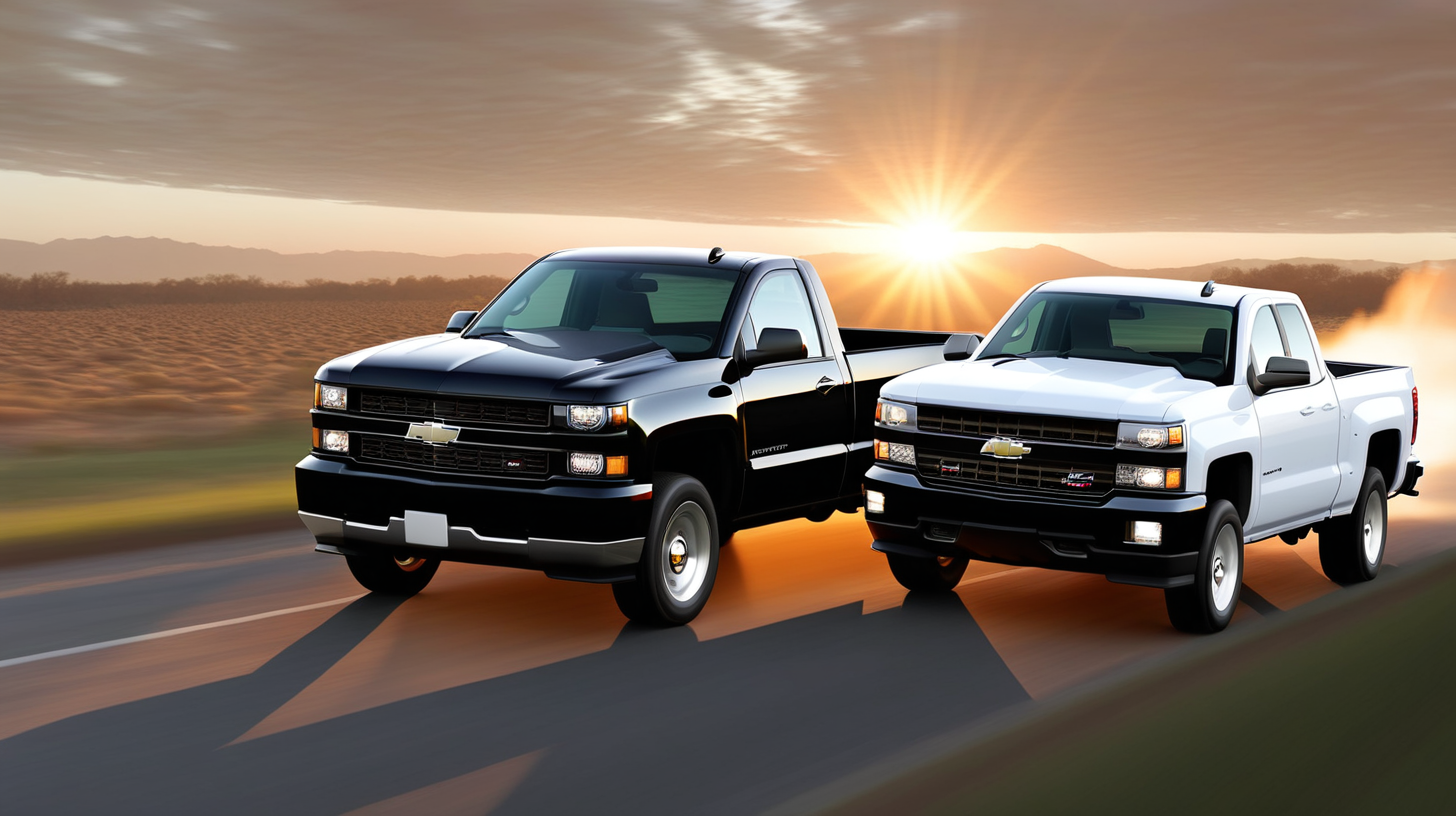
left=1, top=0, right=1454, bottom=263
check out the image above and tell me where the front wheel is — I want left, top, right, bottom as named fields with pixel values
left=1319, top=467, right=1387, bottom=585
left=345, top=552, right=439, bottom=596
left=612, top=473, right=719, bottom=626
left=1165, top=499, right=1243, bottom=634
left=886, top=552, right=969, bottom=593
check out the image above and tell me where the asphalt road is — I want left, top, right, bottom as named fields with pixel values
left=2, top=492, right=1452, bottom=815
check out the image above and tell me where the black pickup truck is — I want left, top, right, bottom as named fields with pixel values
left=297, top=247, right=973, bottom=624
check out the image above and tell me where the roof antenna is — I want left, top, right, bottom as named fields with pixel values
left=1200, top=280, right=1216, bottom=297
left=708, top=246, right=725, bottom=264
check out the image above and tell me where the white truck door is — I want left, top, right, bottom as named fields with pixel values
left=1250, top=304, right=1342, bottom=533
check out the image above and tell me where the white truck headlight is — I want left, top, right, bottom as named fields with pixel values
left=875, top=440, right=916, bottom=466
left=875, top=399, right=917, bottom=429
left=315, top=383, right=347, bottom=411
left=1116, top=464, right=1183, bottom=490
left=1117, top=423, right=1184, bottom=449
left=567, top=404, right=628, bottom=431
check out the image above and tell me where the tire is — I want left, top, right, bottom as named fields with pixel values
left=1165, top=499, right=1243, bottom=634
left=345, top=552, right=439, bottom=596
left=612, top=473, right=720, bottom=626
left=886, top=552, right=969, bottom=593
left=1319, top=467, right=1387, bottom=585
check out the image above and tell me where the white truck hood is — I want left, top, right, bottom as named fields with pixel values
left=897, top=356, right=1216, bottom=422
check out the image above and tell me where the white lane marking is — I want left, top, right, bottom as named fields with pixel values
left=0, top=595, right=364, bottom=670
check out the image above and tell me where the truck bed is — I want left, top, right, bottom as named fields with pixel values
left=839, top=327, right=954, bottom=353
left=1326, top=360, right=1403, bottom=378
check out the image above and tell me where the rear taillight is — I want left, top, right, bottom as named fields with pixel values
left=1412, top=386, right=1419, bottom=445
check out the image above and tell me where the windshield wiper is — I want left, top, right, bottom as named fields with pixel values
left=977, top=353, right=1025, bottom=361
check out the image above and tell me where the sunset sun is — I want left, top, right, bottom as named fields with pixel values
left=895, top=220, right=962, bottom=263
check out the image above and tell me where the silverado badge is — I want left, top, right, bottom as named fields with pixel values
left=1062, top=471, right=1095, bottom=488
left=406, top=422, right=461, bottom=445
left=980, top=437, right=1032, bottom=459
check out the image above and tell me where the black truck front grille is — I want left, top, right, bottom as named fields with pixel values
left=917, top=406, right=1118, bottom=447
left=359, top=434, right=549, bottom=476
left=360, top=390, right=549, bottom=427
left=917, top=450, right=1114, bottom=496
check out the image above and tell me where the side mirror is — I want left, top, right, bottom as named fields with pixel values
left=943, top=333, right=982, bottom=361
left=445, top=310, right=477, bottom=333
left=1253, top=356, right=1310, bottom=393
left=744, top=327, right=807, bottom=370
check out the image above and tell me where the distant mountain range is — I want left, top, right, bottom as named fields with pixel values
left=2, top=236, right=1449, bottom=286
left=0, top=237, right=536, bottom=284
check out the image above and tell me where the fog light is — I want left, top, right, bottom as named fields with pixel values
left=1130, top=520, right=1162, bottom=545
left=865, top=489, right=885, bottom=514
left=321, top=429, right=349, bottom=453
left=569, top=452, right=605, bottom=475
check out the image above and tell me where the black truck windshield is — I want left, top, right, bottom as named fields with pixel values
left=980, top=292, right=1237, bottom=384
left=467, top=261, right=741, bottom=358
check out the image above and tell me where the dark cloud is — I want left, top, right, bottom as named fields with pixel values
left=1, top=0, right=1454, bottom=231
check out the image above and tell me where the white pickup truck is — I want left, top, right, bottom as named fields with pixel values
left=863, top=276, right=1422, bottom=633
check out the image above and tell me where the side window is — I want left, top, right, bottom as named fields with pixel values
left=999, top=300, right=1046, bottom=355
left=744, top=270, right=824, bottom=358
left=503, top=267, right=575, bottom=331
left=1276, top=304, right=1321, bottom=382
left=1249, top=305, right=1285, bottom=376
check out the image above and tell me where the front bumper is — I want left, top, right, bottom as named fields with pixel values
left=295, top=455, right=652, bottom=582
left=864, top=465, right=1208, bottom=588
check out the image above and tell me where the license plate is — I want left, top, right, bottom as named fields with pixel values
left=404, top=511, right=449, bottom=548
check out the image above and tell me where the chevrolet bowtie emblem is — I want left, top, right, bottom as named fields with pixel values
left=981, top=437, right=1032, bottom=459
left=406, top=422, right=461, bottom=445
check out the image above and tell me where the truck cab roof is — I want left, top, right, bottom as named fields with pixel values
left=1035, top=276, right=1272, bottom=309
left=544, top=246, right=796, bottom=272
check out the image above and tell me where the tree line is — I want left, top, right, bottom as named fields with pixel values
left=1206, top=263, right=1405, bottom=316
left=0, top=271, right=511, bottom=309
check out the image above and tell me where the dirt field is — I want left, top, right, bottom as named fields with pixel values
left=0, top=300, right=481, bottom=452
left=0, top=296, right=1359, bottom=454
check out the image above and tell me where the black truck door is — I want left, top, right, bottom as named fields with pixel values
left=737, top=269, right=853, bottom=516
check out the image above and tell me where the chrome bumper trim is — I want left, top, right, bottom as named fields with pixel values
left=297, top=511, right=644, bottom=572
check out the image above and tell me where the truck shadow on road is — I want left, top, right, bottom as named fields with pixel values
left=1, top=589, right=1029, bottom=816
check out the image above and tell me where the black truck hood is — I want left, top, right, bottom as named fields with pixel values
left=316, top=330, right=677, bottom=401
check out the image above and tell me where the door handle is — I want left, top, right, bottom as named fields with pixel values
left=815, top=376, right=841, bottom=395
left=1300, top=406, right=1315, bottom=416
left=1322, top=403, right=1336, bottom=411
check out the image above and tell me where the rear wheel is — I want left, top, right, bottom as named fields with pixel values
left=612, top=473, right=719, bottom=626
left=1319, top=467, right=1387, bottom=585
left=345, top=552, right=439, bottom=596
left=886, top=552, right=969, bottom=593
left=1165, top=499, right=1242, bottom=633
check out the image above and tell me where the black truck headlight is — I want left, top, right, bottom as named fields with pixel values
left=568, top=452, right=628, bottom=476
left=313, top=429, right=349, bottom=453
left=875, top=399, right=917, bottom=430
left=1117, top=422, right=1184, bottom=449
left=567, top=404, right=628, bottom=431
left=315, top=383, right=347, bottom=411
left=1116, top=464, right=1182, bottom=490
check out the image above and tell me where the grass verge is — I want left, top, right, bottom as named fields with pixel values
left=0, top=424, right=307, bottom=562
left=826, top=550, right=1456, bottom=816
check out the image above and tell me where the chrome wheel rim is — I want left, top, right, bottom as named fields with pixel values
left=1210, top=523, right=1239, bottom=613
left=661, top=501, right=711, bottom=603
left=1362, top=490, right=1385, bottom=566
